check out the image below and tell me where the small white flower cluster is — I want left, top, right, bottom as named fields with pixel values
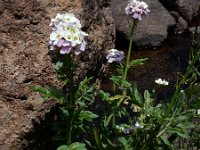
left=155, top=78, right=169, bottom=86
left=134, top=122, right=144, bottom=128
left=106, top=49, right=124, bottom=63
left=125, top=0, right=150, bottom=21
left=197, top=109, right=200, bottom=115
left=49, top=13, right=88, bottom=55
left=116, top=125, right=125, bottom=132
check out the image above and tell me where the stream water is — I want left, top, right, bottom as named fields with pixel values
left=102, top=29, right=199, bottom=101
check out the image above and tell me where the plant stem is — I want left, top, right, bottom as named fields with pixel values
left=167, top=51, right=194, bottom=114
left=66, top=110, right=75, bottom=145
left=65, top=54, right=75, bottom=145
left=122, top=20, right=136, bottom=85
left=157, top=114, right=174, bottom=138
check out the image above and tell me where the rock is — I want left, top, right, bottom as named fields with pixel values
left=176, top=0, right=199, bottom=22
left=0, top=0, right=115, bottom=149
left=189, top=26, right=200, bottom=34
left=170, top=11, right=188, bottom=33
left=111, top=0, right=176, bottom=47
left=159, top=0, right=199, bottom=23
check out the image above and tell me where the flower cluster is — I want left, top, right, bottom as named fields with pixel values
left=49, top=13, right=88, bottom=55
left=125, top=0, right=150, bottom=21
left=106, top=49, right=124, bottom=63
left=155, top=78, right=169, bottom=86
left=197, top=109, right=200, bottom=115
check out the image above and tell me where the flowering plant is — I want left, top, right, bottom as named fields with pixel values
left=106, top=49, right=124, bottom=63
left=125, top=0, right=150, bottom=21
left=49, top=13, right=88, bottom=55
left=155, top=78, right=169, bottom=85
left=32, top=2, right=200, bottom=150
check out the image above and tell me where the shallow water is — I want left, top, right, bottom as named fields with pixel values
left=102, top=30, right=198, bottom=100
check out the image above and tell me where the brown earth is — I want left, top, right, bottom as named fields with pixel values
left=0, top=0, right=115, bottom=149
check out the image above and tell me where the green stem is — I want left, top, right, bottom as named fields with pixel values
left=66, top=110, right=75, bottom=145
left=64, top=54, right=75, bottom=145
left=122, top=20, right=137, bottom=84
left=104, top=113, right=114, bottom=127
left=167, top=59, right=193, bottom=114
left=157, top=114, right=175, bottom=138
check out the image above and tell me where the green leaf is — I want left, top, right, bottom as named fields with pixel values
left=59, top=107, right=69, bottom=119
left=57, top=145, right=69, bottom=150
left=160, top=135, right=174, bottom=149
left=128, top=58, right=148, bottom=69
left=75, top=76, right=94, bottom=103
left=110, top=76, right=122, bottom=85
left=167, top=127, right=188, bottom=138
left=57, top=142, right=87, bottom=150
left=32, top=86, right=65, bottom=102
left=93, top=127, right=103, bottom=150
left=118, top=137, right=132, bottom=150
left=180, top=109, right=196, bottom=118
left=78, top=111, right=98, bottom=122
left=129, top=85, right=143, bottom=106
left=54, top=61, right=63, bottom=71
left=110, top=95, right=124, bottom=101
left=177, top=122, right=194, bottom=129
left=144, top=90, right=154, bottom=110
left=32, top=85, right=50, bottom=99
left=99, top=90, right=110, bottom=101
left=173, top=91, right=186, bottom=113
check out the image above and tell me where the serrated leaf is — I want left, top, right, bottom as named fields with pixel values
left=57, top=142, right=87, bottom=150
left=180, top=109, right=196, bottom=117
left=32, top=86, right=50, bottom=97
left=32, top=86, right=65, bottom=102
left=59, top=107, right=69, bottom=119
left=79, top=111, right=98, bottom=122
left=99, top=90, right=110, bottom=101
left=160, top=135, right=174, bottom=148
left=177, top=122, right=194, bottom=129
left=128, top=58, right=148, bottom=69
left=167, top=127, right=188, bottom=138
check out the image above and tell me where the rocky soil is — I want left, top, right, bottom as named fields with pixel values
left=0, top=0, right=115, bottom=149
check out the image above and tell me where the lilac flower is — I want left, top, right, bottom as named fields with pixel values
left=106, top=49, right=124, bottom=63
left=125, top=0, right=150, bottom=21
left=123, top=122, right=144, bottom=134
left=49, top=13, right=88, bottom=55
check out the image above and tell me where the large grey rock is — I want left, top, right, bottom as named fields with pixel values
left=111, top=0, right=176, bottom=47
left=170, top=11, right=188, bottom=33
left=176, top=0, right=199, bottom=22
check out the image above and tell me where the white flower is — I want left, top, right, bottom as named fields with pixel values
left=49, top=13, right=88, bottom=55
left=125, top=0, right=150, bottom=21
left=106, top=49, right=124, bottom=63
left=155, top=78, right=169, bottom=86
left=116, top=125, right=125, bottom=131
left=197, top=109, right=200, bottom=115
left=134, top=122, right=144, bottom=128
left=49, top=27, right=65, bottom=46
